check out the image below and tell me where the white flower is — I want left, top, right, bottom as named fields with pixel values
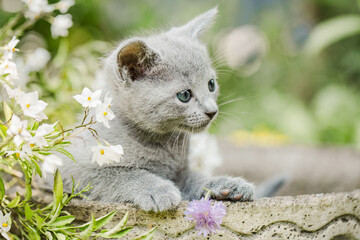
left=96, top=92, right=115, bottom=128
left=51, top=14, right=73, bottom=38
left=6, top=115, right=32, bottom=146
left=55, top=0, right=75, bottom=13
left=22, top=0, right=54, bottom=20
left=5, top=149, right=29, bottom=159
left=22, top=143, right=34, bottom=156
left=2, top=36, right=19, bottom=60
left=0, top=60, right=19, bottom=83
left=4, top=85, right=22, bottom=100
left=91, top=144, right=123, bottom=166
left=42, top=154, right=63, bottom=178
left=0, top=211, right=11, bottom=240
left=30, top=123, right=55, bottom=148
left=73, top=87, right=102, bottom=108
left=26, top=48, right=51, bottom=71
left=18, top=91, right=48, bottom=122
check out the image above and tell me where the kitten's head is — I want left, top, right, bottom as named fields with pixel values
left=105, top=8, right=219, bottom=134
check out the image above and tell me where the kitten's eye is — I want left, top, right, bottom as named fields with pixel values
left=208, top=79, right=215, bottom=92
left=177, top=90, right=191, bottom=103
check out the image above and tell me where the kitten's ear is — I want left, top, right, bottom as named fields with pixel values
left=117, top=40, right=160, bottom=81
left=177, top=7, right=218, bottom=39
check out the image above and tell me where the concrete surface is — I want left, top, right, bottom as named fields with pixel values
left=34, top=189, right=360, bottom=239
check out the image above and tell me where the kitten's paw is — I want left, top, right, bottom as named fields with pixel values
left=202, top=177, right=254, bottom=201
left=134, top=183, right=181, bottom=212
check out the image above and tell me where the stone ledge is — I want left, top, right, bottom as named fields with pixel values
left=33, top=189, right=360, bottom=239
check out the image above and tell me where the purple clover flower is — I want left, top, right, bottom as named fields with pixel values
left=184, top=197, right=227, bottom=237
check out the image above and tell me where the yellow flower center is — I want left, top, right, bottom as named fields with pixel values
left=108, top=105, right=111, bottom=108
left=2, top=223, right=8, bottom=227
left=100, top=149, right=104, bottom=155
left=12, top=47, right=15, bottom=52
left=88, top=97, right=91, bottom=101
left=4, top=65, right=8, bottom=69
left=103, top=112, right=108, bottom=116
left=30, top=143, right=35, bottom=148
left=15, top=152, right=20, bottom=158
left=26, top=104, right=30, bottom=108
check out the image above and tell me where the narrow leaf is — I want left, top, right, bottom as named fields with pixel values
left=34, top=213, right=45, bottom=229
left=47, top=204, right=62, bottom=226
left=25, top=203, right=33, bottom=220
left=7, top=194, right=20, bottom=208
left=77, top=214, right=95, bottom=240
left=49, top=215, right=75, bottom=227
left=93, top=211, right=116, bottom=231
left=103, top=212, right=128, bottom=236
left=77, top=211, right=116, bottom=231
left=0, top=177, right=5, bottom=202
left=100, top=227, right=132, bottom=239
left=31, top=157, right=42, bottom=178
left=53, top=169, right=63, bottom=212
left=54, top=148, right=76, bottom=162
left=3, top=102, right=12, bottom=122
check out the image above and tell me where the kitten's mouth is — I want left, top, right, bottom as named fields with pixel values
left=177, top=121, right=211, bottom=133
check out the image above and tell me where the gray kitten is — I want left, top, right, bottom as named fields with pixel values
left=55, top=7, right=254, bottom=212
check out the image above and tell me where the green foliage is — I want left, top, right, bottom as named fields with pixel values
left=304, top=15, right=360, bottom=55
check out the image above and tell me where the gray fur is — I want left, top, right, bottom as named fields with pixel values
left=52, top=7, right=254, bottom=212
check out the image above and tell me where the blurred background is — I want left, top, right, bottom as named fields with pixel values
left=2, top=0, right=360, bottom=148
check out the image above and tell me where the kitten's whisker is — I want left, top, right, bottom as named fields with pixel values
left=219, top=111, right=244, bottom=123
left=218, top=97, right=252, bottom=107
left=215, top=115, right=245, bottom=129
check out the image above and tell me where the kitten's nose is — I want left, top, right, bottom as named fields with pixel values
left=206, top=111, right=217, bottom=119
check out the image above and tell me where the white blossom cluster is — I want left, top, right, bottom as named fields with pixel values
left=73, top=87, right=124, bottom=166
left=22, top=0, right=74, bottom=38
left=0, top=36, right=57, bottom=172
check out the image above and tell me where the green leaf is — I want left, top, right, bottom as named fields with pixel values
left=25, top=203, right=33, bottom=220
left=54, top=147, right=76, bottom=162
left=76, top=211, right=116, bottom=231
left=102, top=212, right=128, bottom=237
left=304, top=15, right=360, bottom=55
left=77, top=214, right=95, bottom=240
left=55, top=233, right=66, bottom=240
left=49, top=215, right=75, bottom=227
left=77, top=211, right=117, bottom=231
left=7, top=193, right=20, bottom=208
left=0, top=122, right=7, bottom=140
left=38, top=151, right=52, bottom=156
left=93, top=211, right=116, bottom=231
left=53, top=169, right=63, bottom=212
left=30, top=157, right=42, bottom=178
left=0, top=177, right=5, bottom=202
left=3, top=102, right=12, bottom=122
left=132, top=227, right=157, bottom=240
left=34, top=213, right=45, bottom=229
left=27, top=224, right=41, bottom=240
left=100, top=227, right=132, bottom=239
left=47, top=204, right=62, bottom=226
left=30, top=121, right=39, bottom=131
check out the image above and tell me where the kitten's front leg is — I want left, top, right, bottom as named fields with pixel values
left=178, top=171, right=254, bottom=201
left=71, top=167, right=181, bottom=212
